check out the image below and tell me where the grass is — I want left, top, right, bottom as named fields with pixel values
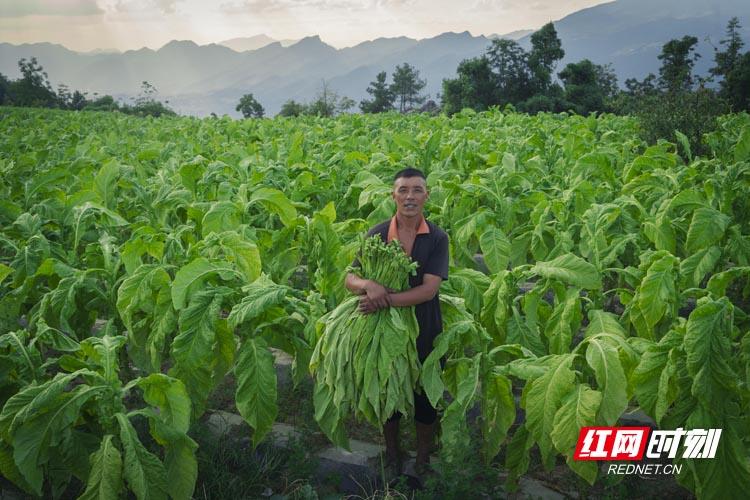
left=191, top=419, right=321, bottom=499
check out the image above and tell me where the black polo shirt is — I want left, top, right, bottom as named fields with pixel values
left=352, top=218, right=449, bottom=361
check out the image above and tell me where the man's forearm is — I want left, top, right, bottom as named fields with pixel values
left=388, top=283, right=439, bottom=307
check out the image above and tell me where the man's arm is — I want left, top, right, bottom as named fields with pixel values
left=346, top=272, right=391, bottom=310
left=387, top=274, right=442, bottom=307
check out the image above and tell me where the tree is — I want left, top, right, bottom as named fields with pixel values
left=390, top=63, right=426, bottom=113
left=307, top=80, right=338, bottom=117
left=528, top=22, right=565, bottom=92
left=657, top=35, right=700, bottom=93
left=69, top=90, right=89, bottom=110
left=441, top=56, right=497, bottom=115
left=128, top=81, right=175, bottom=117
left=84, top=95, right=121, bottom=112
left=558, top=59, right=616, bottom=114
left=236, top=93, right=265, bottom=118
left=337, top=96, right=356, bottom=114
left=711, top=17, right=744, bottom=80
left=278, top=99, right=306, bottom=117
left=723, top=52, right=750, bottom=111
left=7, top=57, right=58, bottom=107
left=360, top=71, right=395, bottom=113
left=595, top=63, right=619, bottom=102
left=0, top=72, right=10, bottom=105
left=486, top=38, right=532, bottom=104
left=711, top=17, right=750, bottom=111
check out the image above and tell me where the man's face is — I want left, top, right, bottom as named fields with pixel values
left=392, top=176, right=428, bottom=218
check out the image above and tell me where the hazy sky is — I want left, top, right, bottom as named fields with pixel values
left=0, top=0, right=611, bottom=51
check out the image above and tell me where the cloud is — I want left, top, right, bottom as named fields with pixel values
left=219, top=0, right=413, bottom=15
left=152, top=0, right=181, bottom=13
left=0, top=0, right=104, bottom=17
left=111, top=0, right=184, bottom=14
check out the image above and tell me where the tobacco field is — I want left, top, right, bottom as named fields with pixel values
left=0, top=106, right=749, bottom=499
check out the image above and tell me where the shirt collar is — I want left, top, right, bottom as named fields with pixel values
left=387, top=215, right=430, bottom=243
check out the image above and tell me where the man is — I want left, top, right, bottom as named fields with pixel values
left=345, top=167, right=449, bottom=479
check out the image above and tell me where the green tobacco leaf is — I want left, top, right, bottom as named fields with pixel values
left=213, top=319, right=236, bottom=384
left=172, top=288, right=225, bottom=377
left=679, top=246, right=721, bottom=288
left=167, top=364, right=213, bottom=420
left=80, top=335, right=127, bottom=384
left=79, top=435, right=123, bottom=500
left=550, top=384, right=601, bottom=485
left=674, top=130, right=692, bottom=162
left=585, top=310, right=626, bottom=338
left=312, top=381, right=349, bottom=450
left=164, top=434, right=198, bottom=500
left=12, top=383, right=105, bottom=495
left=442, top=268, right=490, bottom=315
left=117, top=264, right=176, bottom=371
left=686, top=208, right=731, bottom=253
left=585, top=337, right=628, bottom=425
left=235, top=337, right=278, bottom=447
left=420, top=333, right=451, bottom=408
left=248, top=187, right=298, bottom=227
left=507, top=306, right=545, bottom=356
left=0, top=441, right=32, bottom=494
left=171, top=258, right=238, bottom=310
left=479, top=228, right=510, bottom=274
left=93, top=159, right=120, bottom=210
left=643, top=215, right=676, bottom=254
left=137, top=374, right=191, bottom=434
left=481, top=370, right=514, bottom=463
left=706, top=266, right=750, bottom=297
left=214, top=232, right=261, bottom=284
left=637, top=253, right=678, bottom=331
left=524, top=354, right=576, bottom=464
left=227, top=275, right=288, bottom=331
left=684, top=298, right=736, bottom=409
left=440, top=400, right=471, bottom=463
left=459, top=354, right=482, bottom=406
left=505, top=424, right=533, bottom=491
left=544, top=288, right=582, bottom=354
left=0, top=263, right=12, bottom=285
left=0, top=373, right=75, bottom=437
left=632, top=330, right=682, bottom=422
left=531, top=253, right=601, bottom=290
left=116, top=413, right=168, bottom=500
left=734, top=125, right=750, bottom=162
left=201, top=202, right=241, bottom=238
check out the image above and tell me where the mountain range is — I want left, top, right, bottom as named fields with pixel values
left=0, top=0, right=748, bottom=117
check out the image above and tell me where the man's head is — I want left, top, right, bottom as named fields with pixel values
left=392, top=168, right=428, bottom=219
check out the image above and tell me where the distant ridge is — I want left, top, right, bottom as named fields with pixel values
left=219, top=35, right=298, bottom=52
left=488, top=29, right=534, bottom=40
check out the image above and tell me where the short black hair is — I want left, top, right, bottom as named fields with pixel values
left=393, top=167, right=426, bottom=182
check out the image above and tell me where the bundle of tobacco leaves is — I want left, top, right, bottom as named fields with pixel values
left=309, top=236, right=420, bottom=449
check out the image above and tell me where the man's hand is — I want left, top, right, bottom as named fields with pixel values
left=359, top=280, right=391, bottom=314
